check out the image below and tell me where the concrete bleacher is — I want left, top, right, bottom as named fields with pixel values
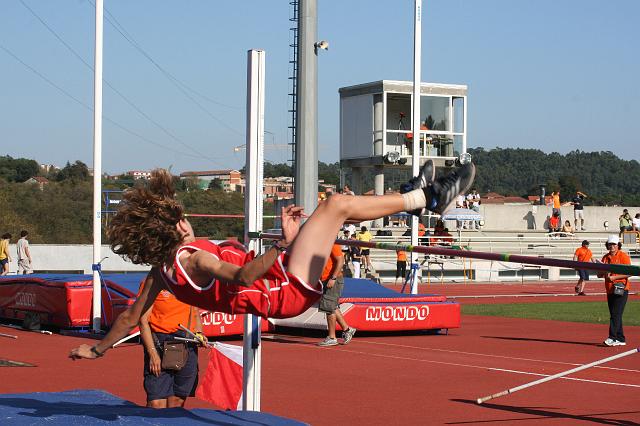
left=361, top=225, right=638, bottom=283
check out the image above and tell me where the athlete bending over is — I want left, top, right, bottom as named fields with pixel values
left=71, top=161, right=474, bottom=359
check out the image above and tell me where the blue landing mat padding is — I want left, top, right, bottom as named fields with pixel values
left=341, top=277, right=438, bottom=298
left=0, top=390, right=305, bottom=425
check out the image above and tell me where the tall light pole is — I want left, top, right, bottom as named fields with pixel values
left=410, top=0, right=422, bottom=294
left=294, top=0, right=318, bottom=215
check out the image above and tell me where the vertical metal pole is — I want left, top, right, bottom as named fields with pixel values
left=373, top=95, right=384, bottom=229
left=410, top=0, right=422, bottom=295
left=243, top=49, right=265, bottom=411
left=294, top=0, right=318, bottom=214
left=463, top=95, right=468, bottom=154
left=91, top=0, right=104, bottom=332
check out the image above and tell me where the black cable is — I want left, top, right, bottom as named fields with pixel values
left=18, top=0, right=223, bottom=165
left=0, top=43, right=207, bottom=160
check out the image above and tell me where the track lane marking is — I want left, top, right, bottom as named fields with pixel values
left=263, top=335, right=640, bottom=388
left=351, top=339, right=640, bottom=373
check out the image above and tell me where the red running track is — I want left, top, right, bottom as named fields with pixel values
left=386, top=280, right=639, bottom=304
left=1, top=304, right=639, bottom=425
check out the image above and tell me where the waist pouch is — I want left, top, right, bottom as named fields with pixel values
left=612, top=282, right=626, bottom=297
left=161, top=341, right=188, bottom=371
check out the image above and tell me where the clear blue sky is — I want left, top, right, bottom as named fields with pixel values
left=2, top=0, right=638, bottom=174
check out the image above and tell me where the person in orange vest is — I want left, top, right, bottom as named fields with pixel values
left=138, top=286, right=206, bottom=408
left=598, top=235, right=631, bottom=346
left=395, top=245, right=407, bottom=285
left=573, top=240, right=594, bottom=295
left=317, top=242, right=356, bottom=347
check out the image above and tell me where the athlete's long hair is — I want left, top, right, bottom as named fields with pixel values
left=108, top=169, right=184, bottom=266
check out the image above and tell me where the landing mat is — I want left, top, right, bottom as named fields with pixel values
left=0, top=389, right=304, bottom=425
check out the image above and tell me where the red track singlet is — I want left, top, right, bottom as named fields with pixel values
left=160, top=239, right=322, bottom=319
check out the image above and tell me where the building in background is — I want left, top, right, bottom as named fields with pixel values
left=339, top=80, right=468, bottom=200
left=126, top=170, right=152, bottom=180
left=180, top=170, right=242, bottom=192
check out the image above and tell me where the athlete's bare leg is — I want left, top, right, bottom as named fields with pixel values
left=286, top=193, right=406, bottom=285
left=286, top=162, right=475, bottom=286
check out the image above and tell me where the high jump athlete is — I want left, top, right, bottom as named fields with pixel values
left=71, top=161, right=474, bottom=359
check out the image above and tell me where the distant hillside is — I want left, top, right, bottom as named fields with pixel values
left=469, top=148, right=640, bottom=205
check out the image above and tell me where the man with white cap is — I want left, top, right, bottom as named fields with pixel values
left=598, top=235, right=631, bottom=346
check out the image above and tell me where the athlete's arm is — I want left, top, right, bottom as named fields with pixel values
left=188, top=205, right=305, bottom=287
left=188, top=244, right=285, bottom=287
left=69, top=268, right=165, bottom=359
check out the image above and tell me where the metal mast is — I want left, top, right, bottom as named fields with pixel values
left=294, top=0, right=318, bottom=213
left=288, top=0, right=299, bottom=170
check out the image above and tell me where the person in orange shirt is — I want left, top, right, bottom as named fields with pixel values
left=317, top=243, right=356, bottom=347
left=598, top=235, right=631, bottom=347
left=551, top=191, right=561, bottom=214
left=139, top=286, right=205, bottom=408
left=395, top=245, right=408, bottom=285
left=573, top=240, right=594, bottom=295
left=548, top=212, right=561, bottom=233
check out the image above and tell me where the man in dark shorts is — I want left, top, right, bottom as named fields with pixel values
left=573, top=240, right=593, bottom=296
left=139, top=287, right=206, bottom=408
left=317, top=243, right=356, bottom=347
left=356, top=226, right=373, bottom=272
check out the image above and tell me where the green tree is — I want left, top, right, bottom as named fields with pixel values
left=0, top=155, right=40, bottom=182
left=55, top=161, right=90, bottom=182
left=208, top=178, right=223, bottom=191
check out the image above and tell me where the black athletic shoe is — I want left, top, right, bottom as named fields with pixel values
left=425, top=162, right=476, bottom=215
left=400, top=160, right=435, bottom=216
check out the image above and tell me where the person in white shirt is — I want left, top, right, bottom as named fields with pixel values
left=632, top=213, right=640, bottom=231
left=16, top=230, right=33, bottom=274
left=467, top=190, right=481, bottom=229
left=456, top=194, right=467, bottom=229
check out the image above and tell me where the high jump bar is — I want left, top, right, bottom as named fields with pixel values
left=185, top=214, right=246, bottom=218
left=477, top=346, right=640, bottom=404
left=249, top=232, right=640, bottom=276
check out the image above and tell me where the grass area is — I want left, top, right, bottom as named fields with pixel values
left=462, top=300, right=640, bottom=325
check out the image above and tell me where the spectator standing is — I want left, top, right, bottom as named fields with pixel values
left=356, top=226, right=373, bottom=272
left=16, top=230, right=33, bottom=274
left=455, top=193, right=467, bottom=229
left=551, top=191, right=561, bottom=217
left=340, top=229, right=351, bottom=263
left=599, top=235, right=631, bottom=347
left=395, top=244, right=407, bottom=285
left=619, top=209, right=632, bottom=236
left=0, top=233, right=11, bottom=275
left=345, top=222, right=357, bottom=238
left=467, top=189, right=481, bottom=229
left=349, top=235, right=362, bottom=279
left=573, top=240, right=593, bottom=296
left=317, top=243, right=356, bottom=347
left=139, top=287, right=205, bottom=408
left=572, top=191, right=587, bottom=231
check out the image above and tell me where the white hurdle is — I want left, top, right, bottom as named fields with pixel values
left=242, top=48, right=266, bottom=411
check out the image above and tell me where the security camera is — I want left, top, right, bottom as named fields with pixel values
left=314, top=40, right=329, bottom=52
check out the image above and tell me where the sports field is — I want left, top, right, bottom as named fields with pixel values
left=2, top=280, right=639, bottom=425
left=463, top=300, right=640, bottom=325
